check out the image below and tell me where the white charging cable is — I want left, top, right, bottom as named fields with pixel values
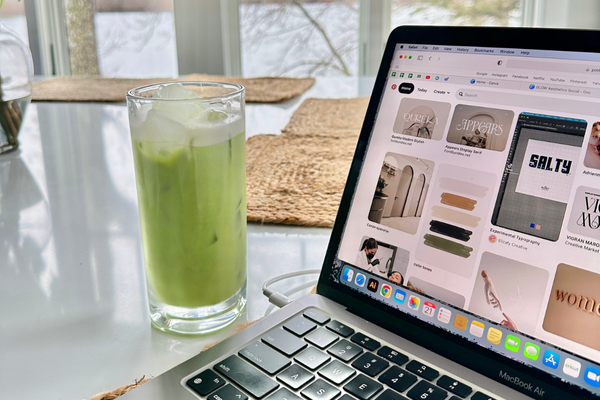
left=262, top=269, right=321, bottom=313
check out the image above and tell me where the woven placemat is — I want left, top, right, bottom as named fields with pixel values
left=32, top=75, right=315, bottom=103
left=246, top=97, right=369, bottom=227
left=183, top=74, right=315, bottom=103
left=282, top=97, right=370, bottom=137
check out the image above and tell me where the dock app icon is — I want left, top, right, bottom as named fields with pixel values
left=381, top=284, right=392, bottom=298
left=394, top=289, right=406, bottom=304
left=585, top=366, right=600, bottom=387
left=437, top=308, right=451, bottom=324
left=355, top=273, right=366, bottom=287
left=367, top=278, right=379, bottom=293
left=342, top=268, right=354, bottom=283
left=543, top=350, right=560, bottom=369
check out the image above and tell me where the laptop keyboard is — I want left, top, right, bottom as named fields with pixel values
left=185, top=308, right=498, bottom=400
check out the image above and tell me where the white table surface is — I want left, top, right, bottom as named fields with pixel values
left=0, top=77, right=373, bottom=400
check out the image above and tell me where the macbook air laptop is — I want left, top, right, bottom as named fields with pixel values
left=124, top=26, right=600, bottom=400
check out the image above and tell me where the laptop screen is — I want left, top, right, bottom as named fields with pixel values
left=329, top=29, right=600, bottom=397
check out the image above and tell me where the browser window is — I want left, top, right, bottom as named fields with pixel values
left=333, top=43, right=600, bottom=395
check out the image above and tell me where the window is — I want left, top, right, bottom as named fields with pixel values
left=0, top=0, right=28, bottom=45
left=240, top=0, right=359, bottom=77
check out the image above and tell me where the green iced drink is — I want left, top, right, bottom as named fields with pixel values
left=132, top=131, right=246, bottom=308
left=127, top=82, right=247, bottom=333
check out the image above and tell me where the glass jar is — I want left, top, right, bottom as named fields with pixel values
left=0, top=20, right=33, bottom=154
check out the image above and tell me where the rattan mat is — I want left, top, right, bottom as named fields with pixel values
left=32, top=75, right=315, bottom=103
left=246, top=97, right=369, bottom=227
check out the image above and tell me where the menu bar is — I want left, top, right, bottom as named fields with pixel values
left=396, top=44, right=600, bottom=62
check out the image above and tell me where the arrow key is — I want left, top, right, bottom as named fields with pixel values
left=209, top=384, right=248, bottom=400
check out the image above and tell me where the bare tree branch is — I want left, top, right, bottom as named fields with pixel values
left=290, top=0, right=351, bottom=76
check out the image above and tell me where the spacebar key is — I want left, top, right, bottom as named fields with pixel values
left=215, top=355, right=279, bottom=399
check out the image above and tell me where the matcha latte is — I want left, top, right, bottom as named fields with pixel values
left=127, top=82, right=247, bottom=334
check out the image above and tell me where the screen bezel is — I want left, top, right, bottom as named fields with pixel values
left=316, top=25, right=600, bottom=400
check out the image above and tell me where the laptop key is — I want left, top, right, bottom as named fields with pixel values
left=376, top=346, right=409, bottom=366
left=405, top=360, right=439, bottom=381
left=214, top=355, right=279, bottom=399
left=263, top=328, right=308, bottom=357
left=436, top=375, right=472, bottom=398
left=267, top=387, right=303, bottom=400
left=295, top=347, right=331, bottom=370
left=277, top=364, right=315, bottom=390
left=339, top=395, right=358, bottom=400
left=344, top=374, right=384, bottom=400
left=378, top=366, right=417, bottom=392
left=318, top=359, right=356, bottom=385
left=284, top=315, right=317, bottom=336
left=186, top=369, right=226, bottom=396
left=303, top=308, right=330, bottom=325
left=375, top=389, right=409, bottom=400
left=301, top=378, right=340, bottom=400
left=239, top=341, right=291, bottom=374
left=352, top=353, right=390, bottom=377
left=327, top=339, right=363, bottom=362
left=326, top=320, right=355, bottom=337
left=209, top=384, right=248, bottom=400
left=305, top=327, right=339, bottom=349
left=471, top=393, right=497, bottom=400
left=351, top=332, right=380, bottom=351
left=406, top=381, right=447, bottom=400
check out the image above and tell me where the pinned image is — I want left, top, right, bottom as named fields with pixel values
left=393, top=98, right=451, bottom=140
left=584, top=121, right=600, bottom=169
left=355, top=236, right=409, bottom=285
left=469, top=252, right=549, bottom=337
left=446, top=104, right=514, bottom=152
left=368, top=153, right=434, bottom=235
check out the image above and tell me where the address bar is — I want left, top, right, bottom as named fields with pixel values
left=506, top=59, right=592, bottom=74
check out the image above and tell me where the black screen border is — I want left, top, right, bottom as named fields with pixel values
left=317, top=26, right=600, bottom=400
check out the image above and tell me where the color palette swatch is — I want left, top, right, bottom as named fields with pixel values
left=431, top=205, right=481, bottom=228
left=423, top=234, right=473, bottom=258
left=440, top=192, right=477, bottom=211
left=429, top=220, right=472, bottom=242
left=439, top=177, right=488, bottom=198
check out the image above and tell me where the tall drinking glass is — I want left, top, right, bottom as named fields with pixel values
left=126, top=82, right=246, bottom=335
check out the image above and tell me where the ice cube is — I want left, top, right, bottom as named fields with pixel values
left=151, top=83, right=207, bottom=124
left=154, top=83, right=199, bottom=100
left=134, top=108, right=187, bottom=142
